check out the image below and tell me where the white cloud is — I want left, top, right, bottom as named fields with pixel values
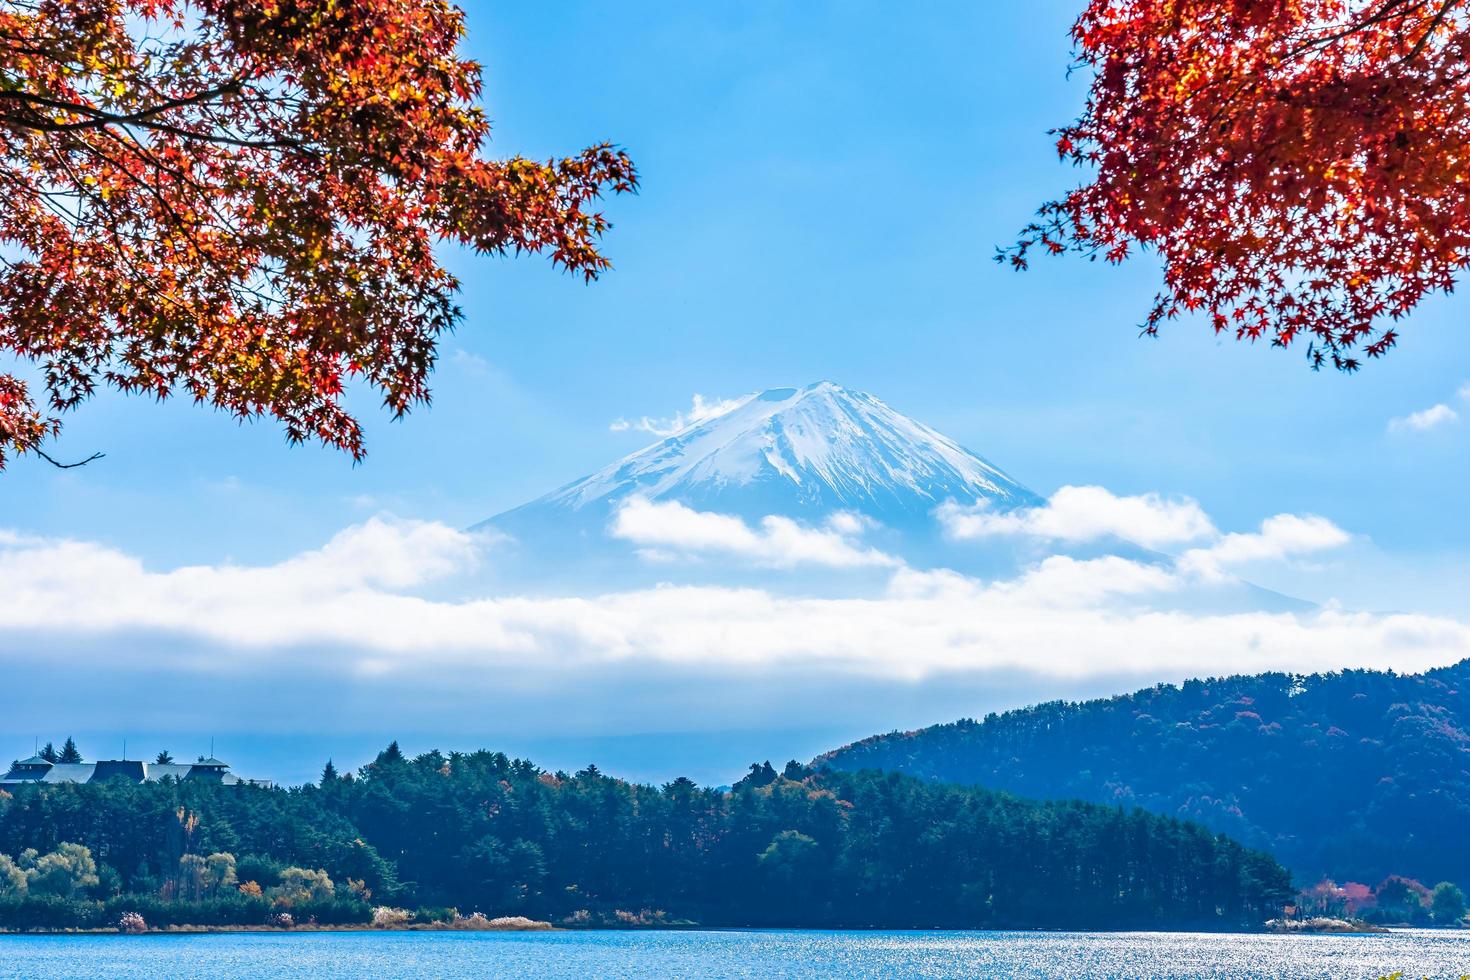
left=609, top=498, right=897, bottom=569
left=1179, top=513, right=1350, bottom=581
left=613, top=393, right=749, bottom=438
left=1458, top=382, right=1470, bottom=402
left=448, top=348, right=494, bottom=376
left=284, top=516, right=483, bottom=589
left=1388, top=403, right=1458, bottom=434
left=1001, top=555, right=1182, bottom=605
left=890, top=556, right=1179, bottom=607
left=612, top=498, right=759, bottom=554
left=0, top=520, right=1464, bottom=689
left=826, top=511, right=874, bottom=536
left=938, top=485, right=1217, bottom=549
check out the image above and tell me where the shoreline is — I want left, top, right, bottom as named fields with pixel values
left=0, top=921, right=559, bottom=936
left=1265, top=917, right=1394, bottom=935
left=1, top=923, right=1425, bottom=938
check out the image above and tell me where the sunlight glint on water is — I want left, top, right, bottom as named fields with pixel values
left=0, top=929, right=1466, bottom=980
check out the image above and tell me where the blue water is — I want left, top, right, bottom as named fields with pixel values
left=0, top=929, right=1466, bottom=979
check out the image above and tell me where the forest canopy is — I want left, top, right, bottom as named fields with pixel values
left=0, top=745, right=1293, bottom=931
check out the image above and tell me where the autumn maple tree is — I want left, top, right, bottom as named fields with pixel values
left=1004, top=0, right=1470, bottom=370
left=0, top=0, right=636, bottom=469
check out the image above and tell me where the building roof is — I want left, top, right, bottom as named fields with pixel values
left=91, top=760, right=146, bottom=783
left=40, top=764, right=96, bottom=783
left=145, top=763, right=195, bottom=781
left=14, top=755, right=52, bottom=767
left=0, top=756, right=265, bottom=787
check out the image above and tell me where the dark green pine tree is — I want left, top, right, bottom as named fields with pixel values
left=57, top=737, right=82, bottom=764
left=373, top=742, right=405, bottom=768
left=154, top=750, right=174, bottom=765
left=321, top=759, right=340, bottom=785
left=38, top=742, right=58, bottom=763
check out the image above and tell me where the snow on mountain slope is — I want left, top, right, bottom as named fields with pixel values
left=481, top=382, right=1041, bottom=537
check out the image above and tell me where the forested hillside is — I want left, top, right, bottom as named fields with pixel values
left=0, top=746, right=1291, bottom=931
left=819, top=661, right=1470, bottom=890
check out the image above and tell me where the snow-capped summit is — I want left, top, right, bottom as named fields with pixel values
left=481, top=381, right=1040, bottom=537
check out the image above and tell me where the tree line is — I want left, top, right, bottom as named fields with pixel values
left=0, top=744, right=1293, bottom=931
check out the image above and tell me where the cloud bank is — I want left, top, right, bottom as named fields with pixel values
left=0, top=507, right=1462, bottom=697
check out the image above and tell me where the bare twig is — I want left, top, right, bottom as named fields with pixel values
left=34, top=449, right=105, bottom=469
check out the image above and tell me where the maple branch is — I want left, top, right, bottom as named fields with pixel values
left=0, top=84, right=301, bottom=149
left=1402, top=0, right=1459, bottom=62
left=33, top=449, right=104, bottom=469
left=1284, top=0, right=1419, bottom=59
left=0, top=80, right=243, bottom=126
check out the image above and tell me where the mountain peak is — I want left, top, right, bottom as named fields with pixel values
left=482, top=381, right=1040, bottom=534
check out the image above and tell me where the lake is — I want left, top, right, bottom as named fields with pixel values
left=0, top=929, right=1466, bottom=979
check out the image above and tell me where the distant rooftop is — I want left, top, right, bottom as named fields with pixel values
left=0, top=754, right=269, bottom=789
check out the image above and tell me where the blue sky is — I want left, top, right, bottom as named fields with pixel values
left=2, top=1, right=1469, bottom=784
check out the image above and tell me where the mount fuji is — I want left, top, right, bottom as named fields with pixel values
left=479, top=381, right=1041, bottom=544
left=473, top=381, right=1308, bottom=611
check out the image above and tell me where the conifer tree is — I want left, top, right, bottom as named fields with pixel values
left=57, top=738, right=82, bottom=765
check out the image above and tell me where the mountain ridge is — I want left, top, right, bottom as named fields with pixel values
left=816, top=658, right=1470, bottom=891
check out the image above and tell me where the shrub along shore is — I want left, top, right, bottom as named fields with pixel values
left=0, top=900, right=554, bottom=934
